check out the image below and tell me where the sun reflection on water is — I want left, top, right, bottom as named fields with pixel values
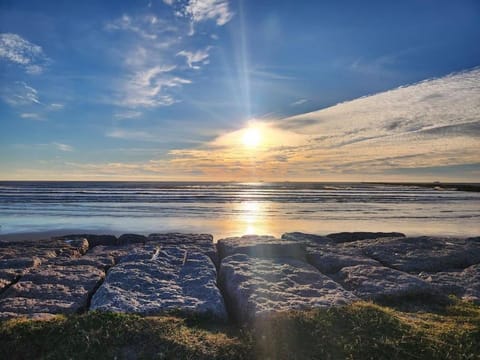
left=237, top=201, right=269, bottom=235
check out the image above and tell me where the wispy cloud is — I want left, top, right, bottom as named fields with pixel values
left=160, top=68, right=480, bottom=181
left=114, top=110, right=143, bottom=119
left=164, top=0, right=233, bottom=35
left=105, top=14, right=177, bottom=40
left=182, top=0, right=233, bottom=26
left=106, top=129, right=158, bottom=141
left=52, top=142, right=74, bottom=152
left=121, top=65, right=191, bottom=107
left=0, top=81, right=41, bottom=106
left=290, top=98, right=308, bottom=106
left=13, top=142, right=74, bottom=152
left=20, top=112, right=43, bottom=120
left=48, top=103, right=64, bottom=111
left=105, top=7, right=217, bottom=109
left=177, top=47, right=210, bottom=69
left=0, top=33, right=49, bottom=74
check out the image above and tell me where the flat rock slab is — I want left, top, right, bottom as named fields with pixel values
left=90, top=246, right=227, bottom=320
left=281, top=232, right=381, bottom=274
left=352, top=236, right=480, bottom=273
left=148, top=233, right=217, bottom=265
left=419, top=264, right=480, bottom=304
left=326, top=232, right=405, bottom=243
left=336, top=264, right=437, bottom=301
left=0, top=238, right=89, bottom=259
left=0, top=257, right=42, bottom=291
left=307, top=248, right=381, bottom=274
left=282, top=232, right=333, bottom=247
left=217, top=235, right=306, bottom=261
left=54, top=234, right=117, bottom=247
left=0, top=264, right=104, bottom=318
left=0, top=239, right=89, bottom=292
left=118, top=234, right=147, bottom=245
left=219, top=254, right=357, bottom=324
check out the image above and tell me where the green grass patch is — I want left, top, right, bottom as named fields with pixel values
left=1, top=300, right=479, bottom=359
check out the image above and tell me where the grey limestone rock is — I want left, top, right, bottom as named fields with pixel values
left=307, top=248, right=381, bottom=274
left=326, top=232, right=405, bottom=243
left=148, top=233, right=218, bottom=265
left=90, top=246, right=227, bottom=320
left=218, top=253, right=357, bottom=324
left=217, top=235, right=306, bottom=262
left=55, top=234, right=118, bottom=247
left=118, top=233, right=147, bottom=245
left=281, top=232, right=333, bottom=247
left=419, top=264, right=480, bottom=304
left=281, top=232, right=381, bottom=274
left=0, top=238, right=89, bottom=292
left=354, top=236, right=480, bottom=273
left=336, top=264, right=438, bottom=301
left=0, top=264, right=104, bottom=318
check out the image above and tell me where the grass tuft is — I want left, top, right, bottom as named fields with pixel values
left=1, top=300, right=479, bottom=359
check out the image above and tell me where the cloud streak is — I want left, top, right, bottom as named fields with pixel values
left=177, top=47, right=210, bottom=69
left=105, top=4, right=226, bottom=110
left=0, top=33, right=49, bottom=74
left=160, top=68, right=480, bottom=181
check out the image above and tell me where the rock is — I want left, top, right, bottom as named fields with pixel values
left=59, top=238, right=89, bottom=256
left=336, top=264, right=437, bottom=301
left=419, top=264, right=480, bottom=304
left=217, top=235, right=306, bottom=261
left=0, top=238, right=89, bottom=259
left=281, top=232, right=333, bottom=247
left=51, top=254, right=115, bottom=270
left=0, top=264, right=104, bottom=317
left=307, top=248, right=381, bottom=274
left=55, top=234, right=117, bottom=247
left=0, top=257, right=43, bottom=289
left=218, top=254, right=357, bottom=324
left=147, top=233, right=218, bottom=265
left=355, top=236, right=480, bottom=273
left=90, top=246, right=227, bottom=320
left=87, top=244, right=140, bottom=262
left=326, top=232, right=405, bottom=243
left=0, top=244, right=56, bottom=292
left=281, top=232, right=381, bottom=274
left=118, top=234, right=147, bottom=245
left=147, top=232, right=214, bottom=245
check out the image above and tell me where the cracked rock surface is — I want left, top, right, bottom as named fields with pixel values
left=219, top=253, right=357, bottom=324
left=90, top=246, right=227, bottom=320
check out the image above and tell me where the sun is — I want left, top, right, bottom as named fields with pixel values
left=242, top=127, right=261, bottom=148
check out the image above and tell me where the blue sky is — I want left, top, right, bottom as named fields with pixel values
left=0, top=0, right=479, bottom=181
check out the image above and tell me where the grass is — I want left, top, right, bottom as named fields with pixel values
left=1, top=299, right=479, bottom=359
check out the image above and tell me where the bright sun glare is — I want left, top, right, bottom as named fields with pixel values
left=242, top=127, right=261, bottom=148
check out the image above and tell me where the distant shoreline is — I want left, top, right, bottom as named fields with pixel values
left=366, top=182, right=480, bottom=192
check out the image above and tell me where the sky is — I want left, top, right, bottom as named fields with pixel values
left=0, top=0, right=479, bottom=181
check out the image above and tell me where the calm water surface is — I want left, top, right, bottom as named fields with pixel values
left=0, top=181, right=479, bottom=239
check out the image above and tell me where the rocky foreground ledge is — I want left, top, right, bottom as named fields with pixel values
left=0, top=232, right=479, bottom=323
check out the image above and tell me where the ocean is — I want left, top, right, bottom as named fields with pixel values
left=0, top=181, right=479, bottom=239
